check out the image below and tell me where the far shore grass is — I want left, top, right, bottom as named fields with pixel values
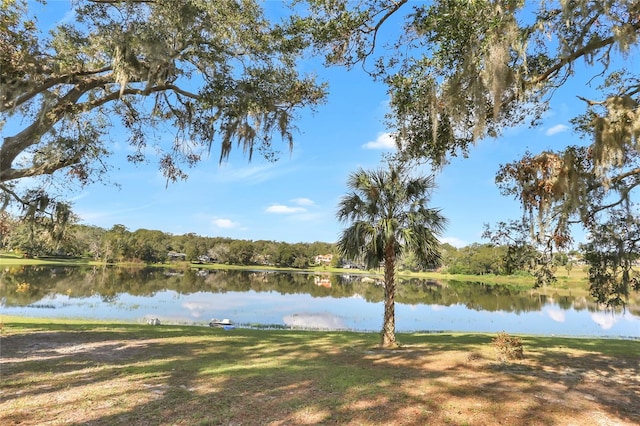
left=1, top=316, right=638, bottom=425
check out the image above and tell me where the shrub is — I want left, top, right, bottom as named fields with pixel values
left=492, top=332, right=524, bottom=361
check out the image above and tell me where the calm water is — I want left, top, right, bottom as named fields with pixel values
left=1, top=266, right=638, bottom=338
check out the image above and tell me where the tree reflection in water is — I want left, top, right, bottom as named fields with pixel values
left=1, top=266, right=638, bottom=336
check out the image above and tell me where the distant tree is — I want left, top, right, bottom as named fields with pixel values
left=1, top=0, right=326, bottom=221
left=438, top=243, right=458, bottom=272
left=102, top=224, right=130, bottom=262
left=71, top=224, right=106, bottom=259
left=483, top=220, right=552, bottom=285
left=553, top=252, right=569, bottom=267
left=227, top=240, right=255, bottom=265
left=447, top=243, right=504, bottom=276
left=398, top=252, right=419, bottom=272
left=2, top=192, right=76, bottom=256
left=251, top=239, right=277, bottom=265
left=565, top=261, right=574, bottom=277
left=183, top=241, right=200, bottom=263
left=273, top=243, right=296, bottom=268
left=130, top=229, right=169, bottom=263
left=292, top=255, right=310, bottom=269
left=5, top=222, right=47, bottom=256
left=337, top=162, right=446, bottom=348
left=0, top=211, right=16, bottom=250
left=329, top=253, right=342, bottom=268
left=307, top=241, right=335, bottom=259
left=209, top=242, right=231, bottom=264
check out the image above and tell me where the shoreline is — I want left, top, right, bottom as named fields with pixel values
left=0, top=253, right=589, bottom=288
left=3, top=315, right=637, bottom=341
left=2, top=314, right=638, bottom=340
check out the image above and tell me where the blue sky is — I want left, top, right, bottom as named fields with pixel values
left=17, top=1, right=608, bottom=246
left=66, top=65, right=582, bottom=246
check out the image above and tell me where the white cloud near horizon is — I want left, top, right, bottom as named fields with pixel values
left=266, top=204, right=307, bottom=214
left=266, top=197, right=317, bottom=214
left=545, top=124, right=569, bottom=136
left=291, top=197, right=315, bottom=206
left=440, top=236, right=468, bottom=248
left=213, top=218, right=238, bottom=229
left=362, top=132, right=397, bottom=150
left=76, top=203, right=155, bottom=224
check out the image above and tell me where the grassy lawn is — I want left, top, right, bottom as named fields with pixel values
left=1, top=316, right=638, bottom=425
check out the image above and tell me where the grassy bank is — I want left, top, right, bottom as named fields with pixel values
left=1, top=316, right=638, bottom=425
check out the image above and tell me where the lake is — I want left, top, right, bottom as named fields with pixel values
left=1, top=266, right=638, bottom=339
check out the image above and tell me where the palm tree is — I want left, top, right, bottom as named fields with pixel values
left=337, top=163, right=447, bottom=348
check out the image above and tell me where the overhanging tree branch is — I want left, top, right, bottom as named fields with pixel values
left=1, top=0, right=327, bottom=192
left=531, top=20, right=640, bottom=87
left=1, top=66, right=113, bottom=112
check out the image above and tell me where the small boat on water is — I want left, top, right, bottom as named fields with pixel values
left=209, top=318, right=235, bottom=329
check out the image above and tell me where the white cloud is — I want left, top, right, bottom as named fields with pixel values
left=213, top=218, right=238, bottom=229
left=69, top=191, right=91, bottom=202
left=76, top=203, right=154, bottom=224
left=291, top=197, right=315, bottom=206
left=266, top=204, right=307, bottom=214
left=362, top=132, right=397, bottom=150
left=210, top=163, right=288, bottom=184
left=545, top=124, right=569, bottom=136
left=58, top=8, right=77, bottom=25
left=440, top=236, right=468, bottom=248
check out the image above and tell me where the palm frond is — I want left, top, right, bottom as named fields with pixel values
left=336, top=161, right=447, bottom=271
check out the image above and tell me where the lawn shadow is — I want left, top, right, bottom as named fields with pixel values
left=2, top=324, right=638, bottom=425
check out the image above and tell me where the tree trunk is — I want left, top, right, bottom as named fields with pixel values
left=381, top=244, right=397, bottom=348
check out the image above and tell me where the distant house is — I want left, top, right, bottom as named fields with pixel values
left=167, top=251, right=187, bottom=261
left=314, top=254, right=333, bottom=265
left=567, top=255, right=587, bottom=266
left=341, top=262, right=364, bottom=270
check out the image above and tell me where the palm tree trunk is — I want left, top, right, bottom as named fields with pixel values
left=381, top=244, right=397, bottom=348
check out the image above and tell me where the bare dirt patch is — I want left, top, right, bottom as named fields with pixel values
left=1, top=326, right=638, bottom=425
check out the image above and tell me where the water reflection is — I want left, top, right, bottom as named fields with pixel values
left=283, top=312, right=347, bottom=330
left=1, top=266, right=638, bottom=338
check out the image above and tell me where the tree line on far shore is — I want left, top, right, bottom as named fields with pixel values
left=0, top=215, right=580, bottom=275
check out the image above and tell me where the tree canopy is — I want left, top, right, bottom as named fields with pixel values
left=298, top=0, right=640, bottom=305
left=1, top=0, right=326, bottom=214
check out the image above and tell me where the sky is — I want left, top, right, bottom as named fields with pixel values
left=13, top=1, right=612, bottom=247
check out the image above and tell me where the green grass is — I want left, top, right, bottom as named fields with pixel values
left=1, top=316, right=638, bottom=425
left=0, top=253, right=92, bottom=266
